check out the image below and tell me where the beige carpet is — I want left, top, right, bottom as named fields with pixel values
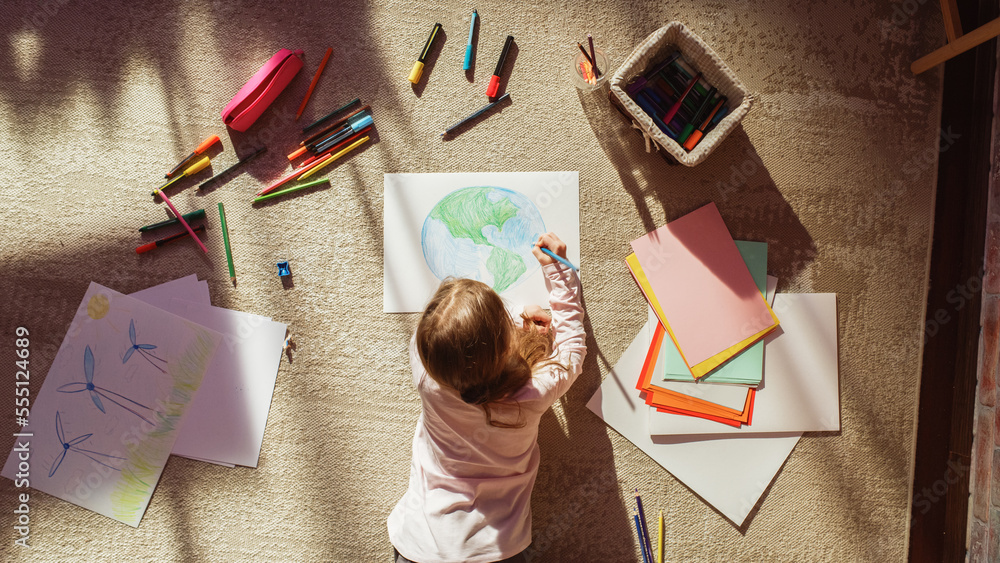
left=0, top=0, right=943, bottom=561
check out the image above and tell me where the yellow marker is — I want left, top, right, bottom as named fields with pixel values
left=409, top=23, right=442, bottom=84
left=151, top=156, right=211, bottom=196
left=298, top=136, right=369, bottom=180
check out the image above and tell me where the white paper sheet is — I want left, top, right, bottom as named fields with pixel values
left=766, top=276, right=778, bottom=305
left=586, top=320, right=801, bottom=527
left=649, top=293, right=840, bottom=436
left=162, top=300, right=286, bottom=467
left=383, top=172, right=580, bottom=312
left=128, top=274, right=204, bottom=308
left=2, top=283, right=221, bottom=526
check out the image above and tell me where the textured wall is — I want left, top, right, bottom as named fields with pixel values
left=0, top=0, right=943, bottom=561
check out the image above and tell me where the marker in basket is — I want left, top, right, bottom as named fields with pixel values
left=677, top=87, right=717, bottom=144
left=409, top=23, right=442, bottom=84
left=486, top=35, right=514, bottom=98
left=662, top=72, right=700, bottom=125
left=683, top=95, right=727, bottom=151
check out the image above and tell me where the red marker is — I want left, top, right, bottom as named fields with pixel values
left=136, top=225, right=206, bottom=254
left=662, top=73, right=701, bottom=125
left=487, top=35, right=514, bottom=98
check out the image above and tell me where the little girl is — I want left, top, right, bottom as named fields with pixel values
left=387, top=232, right=586, bottom=563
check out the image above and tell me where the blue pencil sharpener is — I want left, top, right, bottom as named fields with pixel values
left=277, top=261, right=291, bottom=277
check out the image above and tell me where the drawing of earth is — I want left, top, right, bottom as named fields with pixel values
left=421, top=186, right=546, bottom=293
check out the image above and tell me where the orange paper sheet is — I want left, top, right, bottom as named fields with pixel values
left=635, top=321, right=754, bottom=427
left=628, top=203, right=779, bottom=378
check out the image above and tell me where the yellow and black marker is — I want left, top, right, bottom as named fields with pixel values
left=409, top=23, right=442, bottom=84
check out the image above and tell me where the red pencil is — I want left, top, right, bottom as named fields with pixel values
left=296, top=48, right=333, bottom=120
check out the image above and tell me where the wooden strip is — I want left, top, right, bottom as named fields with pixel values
left=912, top=16, right=1000, bottom=74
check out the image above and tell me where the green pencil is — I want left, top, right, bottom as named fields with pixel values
left=218, top=202, right=236, bottom=284
left=252, top=178, right=330, bottom=203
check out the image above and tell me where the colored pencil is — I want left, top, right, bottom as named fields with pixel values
left=577, top=43, right=597, bottom=69
left=139, top=209, right=206, bottom=232
left=441, top=92, right=510, bottom=136
left=136, top=224, right=206, bottom=254
left=658, top=511, right=664, bottom=563
left=539, top=247, right=578, bottom=271
left=296, top=47, right=332, bottom=120
left=634, top=512, right=651, bottom=563
left=587, top=34, right=600, bottom=77
left=198, top=147, right=266, bottom=189
left=302, top=98, right=361, bottom=133
left=151, top=189, right=207, bottom=253
left=298, top=136, right=369, bottom=180
left=635, top=490, right=653, bottom=562
left=218, top=202, right=235, bottom=284
left=253, top=178, right=330, bottom=203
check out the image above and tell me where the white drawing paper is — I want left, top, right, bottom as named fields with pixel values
left=2, top=283, right=221, bottom=527
left=586, top=319, right=801, bottom=527
left=648, top=293, right=840, bottom=436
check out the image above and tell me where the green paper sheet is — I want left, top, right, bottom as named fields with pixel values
left=663, top=241, right=767, bottom=385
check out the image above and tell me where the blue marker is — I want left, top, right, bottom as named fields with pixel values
left=463, top=9, right=478, bottom=71
left=538, top=246, right=579, bottom=271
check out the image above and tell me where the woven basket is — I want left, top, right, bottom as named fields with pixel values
left=609, top=23, right=752, bottom=167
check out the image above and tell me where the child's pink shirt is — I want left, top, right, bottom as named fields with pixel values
left=387, top=263, right=586, bottom=563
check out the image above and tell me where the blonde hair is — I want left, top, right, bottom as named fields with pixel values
left=416, top=278, right=564, bottom=428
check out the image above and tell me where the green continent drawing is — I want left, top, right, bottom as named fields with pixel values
left=421, top=187, right=546, bottom=295
left=486, top=246, right=527, bottom=293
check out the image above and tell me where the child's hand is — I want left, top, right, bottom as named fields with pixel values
left=522, top=304, right=552, bottom=335
left=532, top=232, right=568, bottom=266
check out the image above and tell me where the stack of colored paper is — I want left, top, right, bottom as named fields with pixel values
left=585, top=202, right=842, bottom=526
left=624, top=202, right=780, bottom=427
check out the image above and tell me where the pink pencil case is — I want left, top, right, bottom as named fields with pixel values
left=221, top=48, right=304, bottom=132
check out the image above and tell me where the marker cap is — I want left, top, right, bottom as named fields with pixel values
left=486, top=75, right=500, bottom=98
left=682, top=130, right=703, bottom=151
left=464, top=45, right=473, bottom=70
left=408, top=61, right=425, bottom=84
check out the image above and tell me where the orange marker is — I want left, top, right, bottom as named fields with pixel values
left=296, top=48, right=333, bottom=120
left=682, top=96, right=726, bottom=151
left=165, top=135, right=220, bottom=178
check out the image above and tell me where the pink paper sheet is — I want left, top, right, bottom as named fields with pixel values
left=630, top=202, right=774, bottom=366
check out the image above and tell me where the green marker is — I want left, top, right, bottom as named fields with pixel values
left=678, top=87, right=717, bottom=145
left=252, top=178, right=330, bottom=204
left=218, top=202, right=236, bottom=285
left=139, top=209, right=206, bottom=232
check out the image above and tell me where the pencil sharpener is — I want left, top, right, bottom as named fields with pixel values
left=277, top=261, right=291, bottom=277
